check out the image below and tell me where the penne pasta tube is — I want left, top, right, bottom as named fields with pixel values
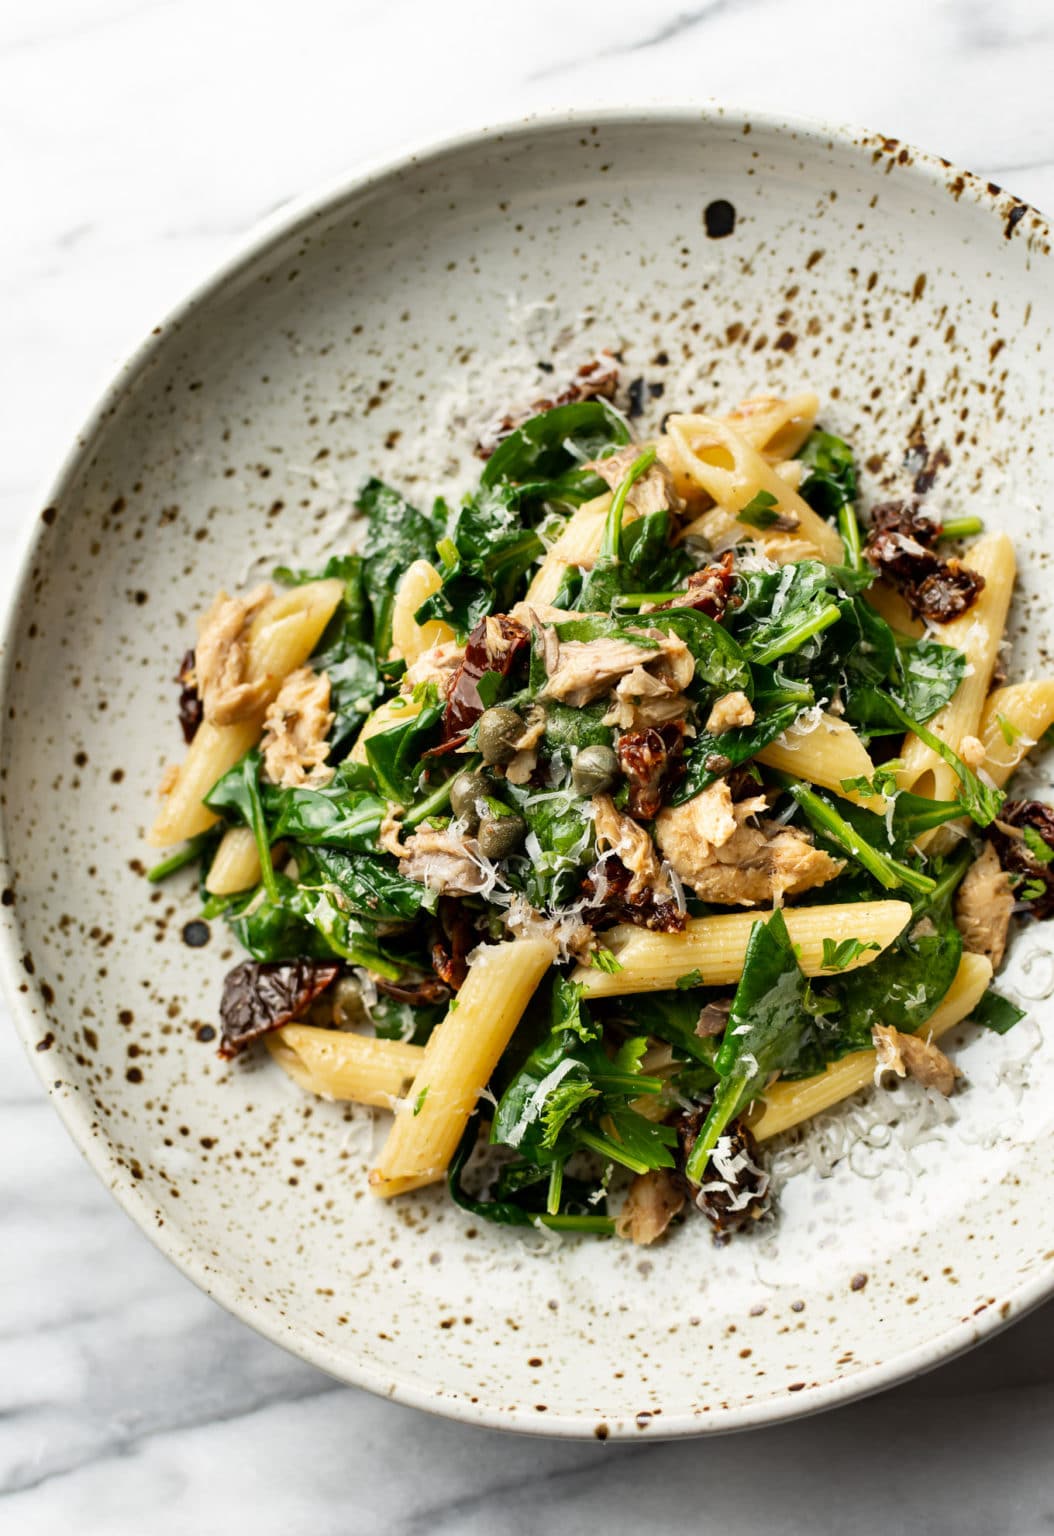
left=896, top=533, right=1016, bottom=803
left=756, top=712, right=887, bottom=813
left=573, top=900, right=911, bottom=998
left=665, top=414, right=844, bottom=563
left=979, top=679, right=1054, bottom=789
left=655, top=392, right=819, bottom=510
left=267, top=1025, right=425, bottom=1107
left=149, top=577, right=344, bottom=847
left=526, top=494, right=612, bottom=607
left=369, top=938, right=557, bottom=1198
left=746, top=952, right=992, bottom=1140
left=724, top=392, right=819, bottom=463
left=390, top=559, right=456, bottom=663
left=206, top=826, right=268, bottom=896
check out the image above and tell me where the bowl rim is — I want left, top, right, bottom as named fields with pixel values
left=2, top=102, right=1050, bottom=1440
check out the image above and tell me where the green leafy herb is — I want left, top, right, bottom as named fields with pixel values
left=413, top=1087, right=429, bottom=1117
left=676, top=968, right=704, bottom=989
left=591, top=947, right=624, bottom=974
left=970, top=989, right=1027, bottom=1035
left=738, top=489, right=780, bottom=528
left=821, top=937, right=881, bottom=972
left=996, top=712, right=1020, bottom=747
left=1023, top=826, right=1054, bottom=865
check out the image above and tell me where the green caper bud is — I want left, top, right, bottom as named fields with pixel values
left=449, top=769, right=491, bottom=829
left=477, top=812, right=527, bottom=861
left=477, top=705, right=523, bottom=766
left=572, top=743, right=620, bottom=797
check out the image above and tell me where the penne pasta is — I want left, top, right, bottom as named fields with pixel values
left=573, top=900, right=911, bottom=998
left=756, top=712, right=887, bottom=813
left=149, top=578, right=344, bottom=847
left=979, top=679, right=1054, bottom=788
left=369, top=939, right=556, bottom=1198
left=267, top=1025, right=425, bottom=1107
left=390, top=559, right=456, bottom=663
left=526, top=494, right=612, bottom=607
left=655, top=392, right=819, bottom=510
left=665, top=414, right=844, bottom=563
left=896, top=533, right=1016, bottom=803
left=205, top=826, right=266, bottom=895
left=746, top=952, right=992, bottom=1140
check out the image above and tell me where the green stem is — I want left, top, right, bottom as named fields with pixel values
left=939, top=516, right=984, bottom=541
left=749, top=602, right=842, bottom=665
left=537, top=1213, right=616, bottom=1234
left=146, top=836, right=208, bottom=883
left=916, top=844, right=973, bottom=916
left=599, top=447, right=658, bottom=559
left=613, top=591, right=686, bottom=608
left=778, top=776, right=936, bottom=895
left=576, top=1127, right=652, bottom=1177
left=546, top=1161, right=564, bottom=1217
left=683, top=1078, right=746, bottom=1183
left=838, top=502, right=863, bottom=571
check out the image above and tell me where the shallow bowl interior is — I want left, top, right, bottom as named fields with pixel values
left=4, top=109, right=1054, bottom=1438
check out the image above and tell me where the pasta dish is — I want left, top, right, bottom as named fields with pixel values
left=146, top=369, right=1049, bottom=1245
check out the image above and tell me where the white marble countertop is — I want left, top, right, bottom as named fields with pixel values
left=4, top=0, right=1054, bottom=1529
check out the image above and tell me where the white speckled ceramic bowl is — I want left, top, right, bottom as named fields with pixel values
left=4, top=108, right=1054, bottom=1439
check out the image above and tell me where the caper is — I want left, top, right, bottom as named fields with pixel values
left=477, top=705, right=523, bottom=766
left=477, top=812, right=527, bottom=861
left=449, top=769, right=491, bottom=830
left=572, top=743, right=620, bottom=797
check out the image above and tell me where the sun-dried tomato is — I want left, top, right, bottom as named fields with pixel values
left=656, top=551, right=738, bottom=620
left=438, top=615, right=529, bottom=748
left=616, top=721, right=686, bottom=819
left=218, top=959, right=340, bottom=1058
left=177, top=648, right=203, bottom=743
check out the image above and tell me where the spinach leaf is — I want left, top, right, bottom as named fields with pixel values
left=798, top=430, right=857, bottom=518
left=480, top=400, right=630, bottom=498
left=204, top=749, right=277, bottom=899
left=969, top=989, right=1027, bottom=1036
left=777, top=777, right=936, bottom=896
left=357, top=479, right=437, bottom=661
left=537, top=700, right=614, bottom=755
left=264, top=761, right=386, bottom=851
left=683, top=910, right=812, bottom=1182
left=576, top=447, right=658, bottom=612
left=845, top=634, right=967, bottom=734
left=363, top=694, right=445, bottom=803
left=803, top=849, right=972, bottom=1063
left=603, top=991, right=721, bottom=1079
left=226, top=872, right=402, bottom=977
left=300, top=845, right=438, bottom=921
left=672, top=701, right=799, bottom=804
left=414, top=488, right=544, bottom=637
left=505, top=785, right=594, bottom=910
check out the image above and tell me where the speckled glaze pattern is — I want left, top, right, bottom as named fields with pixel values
left=3, top=108, right=1053, bottom=1440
